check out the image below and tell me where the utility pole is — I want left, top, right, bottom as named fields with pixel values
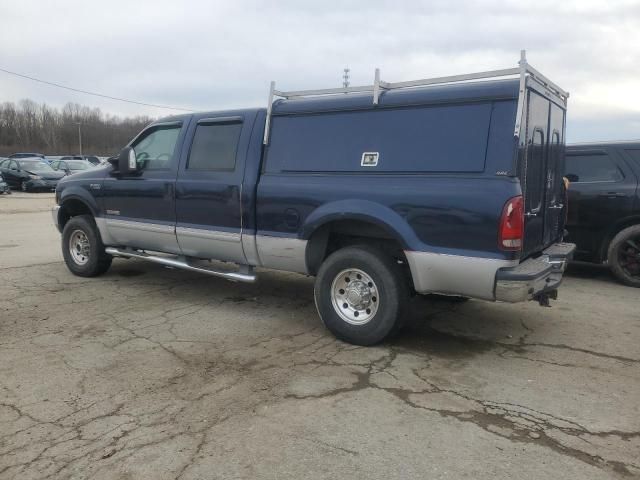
left=342, top=68, right=350, bottom=88
left=76, top=122, right=82, bottom=156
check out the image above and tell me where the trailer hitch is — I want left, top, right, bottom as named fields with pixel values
left=535, top=289, right=558, bottom=307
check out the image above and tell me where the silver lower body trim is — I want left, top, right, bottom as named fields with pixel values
left=51, top=205, right=61, bottom=231
left=242, top=234, right=261, bottom=267
left=176, top=226, right=240, bottom=242
left=103, top=218, right=182, bottom=255
left=256, top=235, right=308, bottom=274
left=95, top=217, right=117, bottom=246
left=404, top=250, right=517, bottom=301
left=176, top=226, right=245, bottom=264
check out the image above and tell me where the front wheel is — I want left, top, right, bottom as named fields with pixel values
left=62, top=215, right=112, bottom=277
left=607, top=225, right=640, bottom=287
left=314, top=245, right=409, bottom=345
left=20, top=180, right=28, bottom=192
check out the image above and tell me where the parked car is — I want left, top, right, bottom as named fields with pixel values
left=0, top=158, right=64, bottom=192
left=51, top=159, right=94, bottom=175
left=9, top=152, right=46, bottom=160
left=52, top=53, right=575, bottom=345
left=0, top=172, right=10, bottom=194
left=60, top=155, right=101, bottom=166
left=565, top=142, right=640, bottom=287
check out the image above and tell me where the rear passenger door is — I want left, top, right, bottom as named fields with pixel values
left=175, top=114, right=249, bottom=264
left=565, top=148, right=636, bottom=258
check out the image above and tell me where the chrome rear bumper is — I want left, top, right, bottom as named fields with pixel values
left=495, top=243, right=575, bottom=303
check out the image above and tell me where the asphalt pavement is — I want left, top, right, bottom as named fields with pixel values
left=1, top=192, right=638, bottom=479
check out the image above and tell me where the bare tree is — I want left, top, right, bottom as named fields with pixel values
left=0, top=99, right=152, bottom=156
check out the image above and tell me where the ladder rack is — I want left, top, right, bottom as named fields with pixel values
left=263, top=50, right=569, bottom=144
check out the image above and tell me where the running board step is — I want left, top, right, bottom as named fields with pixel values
left=105, top=247, right=256, bottom=283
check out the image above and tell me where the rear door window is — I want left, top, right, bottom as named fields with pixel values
left=187, top=122, right=242, bottom=171
left=565, top=154, right=623, bottom=183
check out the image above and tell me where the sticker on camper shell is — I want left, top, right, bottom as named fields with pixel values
left=361, top=152, right=379, bottom=167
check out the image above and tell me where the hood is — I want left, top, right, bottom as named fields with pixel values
left=26, top=169, right=65, bottom=180
left=57, top=164, right=109, bottom=189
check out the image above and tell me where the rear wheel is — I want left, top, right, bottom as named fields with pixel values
left=314, top=245, right=409, bottom=345
left=607, top=225, right=640, bottom=287
left=62, top=215, right=112, bottom=277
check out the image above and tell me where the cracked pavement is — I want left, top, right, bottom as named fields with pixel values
left=1, top=193, right=639, bottom=479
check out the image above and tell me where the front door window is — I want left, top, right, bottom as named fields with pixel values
left=132, top=125, right=181, bottom=170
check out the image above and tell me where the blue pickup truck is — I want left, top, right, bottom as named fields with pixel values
left=53, top=52, right=575, bottom=345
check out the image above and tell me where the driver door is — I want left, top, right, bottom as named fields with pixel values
left=101, top=121, right=189, bottom=254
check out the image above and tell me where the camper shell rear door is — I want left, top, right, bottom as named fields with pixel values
left=519, top=79, right=567, bottom=258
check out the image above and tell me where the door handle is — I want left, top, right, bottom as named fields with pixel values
left=525, top=205, right=541, bottom=218
left=548, top=204, right=564, bottom=210
left=598, top=192, right=627, bottom=198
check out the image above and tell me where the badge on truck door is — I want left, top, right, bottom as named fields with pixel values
left=361, top=152, right=379, bottom=167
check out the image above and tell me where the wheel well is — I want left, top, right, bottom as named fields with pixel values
left=59, top=199, right=93, bottom=229
left=599, top=217, right=640, bottom=262
left=305, top=219, right=409, bottom=276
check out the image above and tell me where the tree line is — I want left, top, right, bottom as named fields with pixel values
left=0, top=99, right=153, bottom=157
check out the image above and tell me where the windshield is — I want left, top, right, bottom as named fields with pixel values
left=19, top=160, right=54, bottom=172
left=67, top=161, right=89, bottom=170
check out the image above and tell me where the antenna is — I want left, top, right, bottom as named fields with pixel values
left=342, top=68, right=350, bottom=88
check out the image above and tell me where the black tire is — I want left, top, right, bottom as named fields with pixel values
left=314, top=245, right=409, bottom=346
left=62, top=215, right=112, bottom=277
left=607, top=225, right=640, bottom=287
left=20, top=180, right=28, bottom=192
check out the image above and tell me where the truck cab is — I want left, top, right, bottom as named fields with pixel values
left=53, top=52, right=575, bottom=345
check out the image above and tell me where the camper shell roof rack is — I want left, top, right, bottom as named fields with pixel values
left=263, top=50, right=568, bottom=145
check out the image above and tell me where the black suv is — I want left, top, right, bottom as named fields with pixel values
left=565, top=142, right=640, bottom=287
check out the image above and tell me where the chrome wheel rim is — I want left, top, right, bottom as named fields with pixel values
left=69, top=230, right=90, bottom=265
left=331, top=268, right=379, bottom=325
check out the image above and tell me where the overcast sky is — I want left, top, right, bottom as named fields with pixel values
left=1, top=0, right=638, bottom=142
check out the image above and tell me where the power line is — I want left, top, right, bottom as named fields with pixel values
left=0, top=66, right=195, bottom=112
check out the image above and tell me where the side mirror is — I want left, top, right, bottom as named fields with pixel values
left=109, top=147, right=137, bottom=174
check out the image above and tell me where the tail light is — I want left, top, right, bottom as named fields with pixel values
left=499, top=195, right=524, bottom=251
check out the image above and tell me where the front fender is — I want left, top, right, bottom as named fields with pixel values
left=58, top=186, right=100, bottom=217
left=300, top=199, right=424, bottom=250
